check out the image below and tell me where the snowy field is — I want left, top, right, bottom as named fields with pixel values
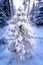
left=0, top=0, right=43, bottom=65
left=0, top=22, right=43, bottom=65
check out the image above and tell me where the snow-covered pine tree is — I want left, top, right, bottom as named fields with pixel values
left=5, top=8, right=33, bottom=61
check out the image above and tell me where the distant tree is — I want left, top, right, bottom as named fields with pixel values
left=29, top=0, right=35, bottom=22
left=0, top=0, right=14, bottom=27
left=29, top=0, right=43, bottom=25
left=34, top=0, right=43, bottom=25
left=0, top=0, right=8, bottom=27
left=0, top=9, right=8, bottom=27
left=3, top=0, right=11, bottom=17
left=23, top=0, right=30, bottom=17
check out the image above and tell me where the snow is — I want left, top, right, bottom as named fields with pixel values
left=0, top=0, right=43, bottom=65
left=0, top=5, right=43, bottom=65
left=0, top=21, right=43, bottom=65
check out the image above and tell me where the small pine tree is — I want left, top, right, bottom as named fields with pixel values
left=5, top=8, right=33, bottom=61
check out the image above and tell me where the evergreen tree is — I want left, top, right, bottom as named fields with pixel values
left=23, top=0, right=30, bottom=17
left=33, top=0, right=43, bottom=25
left=0, top=0, right=8, bottom=27
left=29, top=0, right=35, bottom=22
left=3, top=0, right=11, bottom=18
left=0, top=10, right=8, bottom=27
left=5, top=8, right=33, bottom=61
left=0, top=0, right=14, bottom=27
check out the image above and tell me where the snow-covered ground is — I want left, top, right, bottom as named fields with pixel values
left=0, top=21, right=43, bottom=65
